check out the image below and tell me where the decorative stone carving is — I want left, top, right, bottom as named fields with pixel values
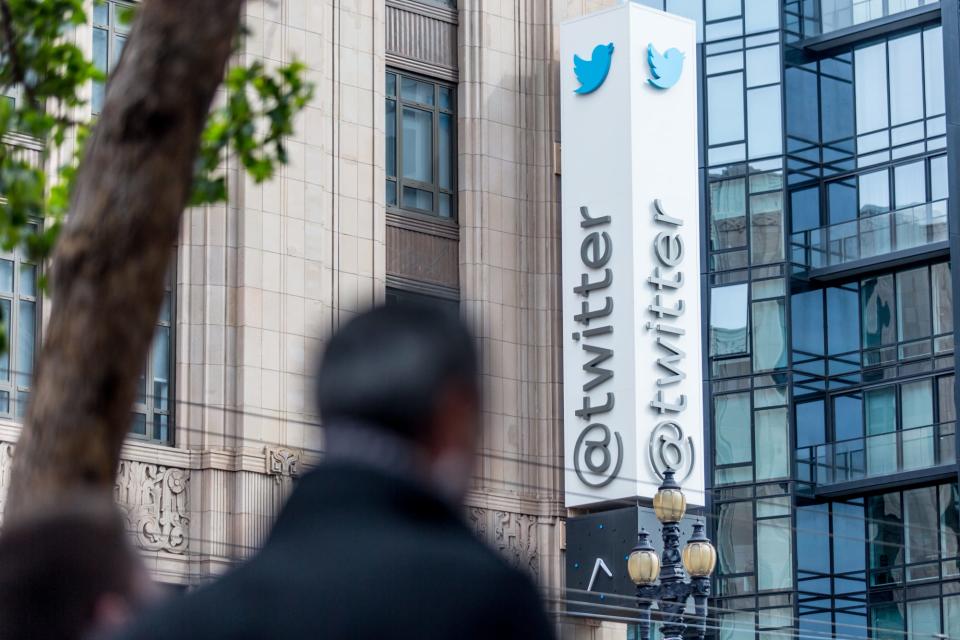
left=115, top=460, right=190, bottom=554
left=467, top=507, right=539, bottom=576
left=265, top=447, right=300, bottom=482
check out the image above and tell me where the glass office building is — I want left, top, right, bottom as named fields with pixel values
left=672, top=0, right=960, bottom=638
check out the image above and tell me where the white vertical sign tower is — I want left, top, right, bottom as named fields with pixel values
left=561, top=4, right=703, bottom=507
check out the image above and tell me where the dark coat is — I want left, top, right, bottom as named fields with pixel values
left=114, top=463, right=555, bottom=639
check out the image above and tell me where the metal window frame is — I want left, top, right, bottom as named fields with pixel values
left=386, top=68, right=458, bottom=222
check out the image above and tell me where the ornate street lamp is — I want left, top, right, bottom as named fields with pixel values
left=627, top=470, right=716, bottom=640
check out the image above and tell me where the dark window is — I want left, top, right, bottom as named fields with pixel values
left=385, top=71, right=456, bottom=220
left=385, top=287, right=459, bottom=316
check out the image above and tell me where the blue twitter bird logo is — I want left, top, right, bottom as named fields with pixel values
left=647, top=44, right=684, bottom=90
left=573, top=43, right=614, bottom=95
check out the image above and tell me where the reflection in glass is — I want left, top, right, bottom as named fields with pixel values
left=896, top=267, right=931, bottom=341
left=888, top=33, right=923, bottom=126
left=905, top=487, right=938, bottom=565
left=924, top=27, right=945, bottom=117
left=708, top=73, right=745, bottom=145
left=940, top=484, right=959, bottom=560
left=17, top=300, right=34, bottom=389
left=715, top=392, right=751, bottom=465
left=901, top=379, right=933, bottom=470
left=858, top=169, right=889, bottom=216
left=855, top=43, right=888, bottom=134
left=931, top=155, right=949, bottom=201
left=718, top=501, right=755, bottom=575
left=861, top=274, right=896, bottom=348
left=868, top=492, right=903, bottom=580
left=752, top=299, right=787, bottom=371
left=894, top=160, right=926, bottom=209
left=866, top=387, right=896, bottom=475
left=933, top=262, right=953, bottom=335
left=710, top=284, right=749, bottom=356
left=757, top=518, right=792, bottom=590
left=755, top=407, right=788, bottom=480
left=400, top=76, right=434, bottom=105
left=747, top=86, right=782, bottom=159
left=710, top=179, right=746, bottom=250
left=749, top=192, right=783, bottom=263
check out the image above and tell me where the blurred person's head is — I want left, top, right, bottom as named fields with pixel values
left=317, top=303, right=479, bottom=501
left=0, top=492, right=158, bottom=640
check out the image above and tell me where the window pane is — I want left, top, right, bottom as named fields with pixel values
left=706, top=0, right=739, bottom=20
left=131, top=412, right=146, bottom=435
left=940, top=484, right=959, bottom=560
left=834, top=502, right=866, bottom=573
left=112, top=35, right=126, bottom=69
left=868, top=493, right=903, bottom=575
left=715, top=392, right=751, bottom=465
left=888, top=33, right=923, bottom=126
left=861, top=274, right=896, bottom=348
left=19, top=264, right=35, bottom=298
left=757, top=518, right=792, bottom=590
left=385, top=99, right=396, bottom=178
left=744, top=0, right=778, bottom=33
left=93, top=2, right=108, bottom=25
left=828, top=179, right=856, bottom=224
left=933, top=262, right=952, bottom=335
left=401, top=107, right=433, bottom=183
left=896, top=267, right=931, bottom=341
left=871, top=604, right=904, bottom=640
left=438, top=86, right=453, bottom=110
left=901, top=379, right=933, bottom=429
left=894, top=160, right=925, bottom=209
left=745, top=45, right=779, bottom=87
left=858, top=169, right=889, bottom=216
left=402, top=186, right=433, bottom=212
left=0, top=299, right=10, bottom=381
left=755, top=407, right=788, bottom=480
left=153, top=414, right=168, bottom=442
left=386, top=180, right=397, bottom=206
left=114, top=3, right=133, bottom=34
left=855, top=43, right=888, bottom=134
left=923, top=27, right=945, bottom=117
left=400, top=76, right=434, bottom=106
left=0, top=261, right=13, bottom=294
left=711, top=284, right=749, bottom=356
left=439, top=193, right=453, bottom=219
left=790, top=186, right=820, bottom=232
left=796, top=400, right=826, bottom=448
left=905, top=487, right=938, bottom=564
left=153, top=326, right=170, bottom=412
left=718, top=502, right=755, bottom=574
left=749, top=192, right=783, bottom=263
left=946, top=595, right=960, bottom=640
left=752, top=299, right=787, bottom=371
left=827, top=285, right=860, bottom=355
left=92, top=27, right=108, bottom=112
left=16, top=299, right=34, bottom=389
left=791, top=289, right=823, bottom=357
left=386, top=72, right=396, bottom=97
left=931, top=155, right=948, bottom=201
left=438, top=112, right=453, bottom=190
left=708, top=73, right=745, bottom=145
left=747, top=85, right=782, bottom=159
left=709, top=178, right=746, bottom=250
left=797, top=504, right=830, bottom=574
left=866, top=388, right=897, bottom=475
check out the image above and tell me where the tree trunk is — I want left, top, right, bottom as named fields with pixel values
left=4, top=0, right=244, bottom=521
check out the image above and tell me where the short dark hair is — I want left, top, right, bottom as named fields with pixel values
left=0, top=494, right=141, bottom=640
left=317, top=303, right=478, bottom=441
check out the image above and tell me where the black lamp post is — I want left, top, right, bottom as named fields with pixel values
left=626, top=470, right=716, bottom=640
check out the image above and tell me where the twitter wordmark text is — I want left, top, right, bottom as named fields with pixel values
left=571, top=206, right=623, bottom=488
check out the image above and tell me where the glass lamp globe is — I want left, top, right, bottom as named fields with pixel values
left=682, top=521, right=717, bottom=578
left=627, top=530, right=660, bottom=586
left=652, top=469, right=686, bottom=523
